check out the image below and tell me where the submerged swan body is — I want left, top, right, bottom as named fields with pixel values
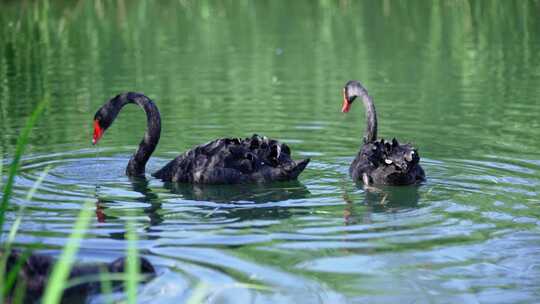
left=3, top=250, right=154, bottom=303
left=92, top=92, right=309, bottom=184
left=342, top=81, right=425, bottom=185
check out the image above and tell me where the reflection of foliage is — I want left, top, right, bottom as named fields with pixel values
left=0, top=0, right=539, bottom=158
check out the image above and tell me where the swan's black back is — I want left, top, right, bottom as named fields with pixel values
left=153, top=134, right=310, bottom=184
left=350, top=138, right=425, bottom=185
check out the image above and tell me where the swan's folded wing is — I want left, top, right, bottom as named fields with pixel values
left=153, top=135, right=309, bottom=184
left=152, top=138, right=250, bottom=183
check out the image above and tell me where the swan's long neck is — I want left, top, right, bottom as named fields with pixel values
left=361, top=94, right=377, bottom=143
left=118, top=93, right=161, bottom=177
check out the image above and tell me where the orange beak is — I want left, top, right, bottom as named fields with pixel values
left=92, top=120, right=104, bottom=145
left=341, top=88, right=351, bottom=113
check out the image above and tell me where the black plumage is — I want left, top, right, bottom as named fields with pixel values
left=153, top=134, right=309, bottom=183
left=3, top=250, right=155, bottom=303
left=93, top=93, right=309, bottom=184
left=342, top=81, right=425, bottom=185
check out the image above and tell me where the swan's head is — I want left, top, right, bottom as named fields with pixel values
left=92, top=95, right=123, bottom=145
left=93, top=108, right=113, bottom=145
left=342, top=80, right=369, bottom=113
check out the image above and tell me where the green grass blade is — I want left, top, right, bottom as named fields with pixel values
left=65, top=271, right=152, bottom=291
left=0, top=212, right=24, bottom=302
left=186, top=283, right=210, bottom=304
left=42, top=200, right=93, bottom=304
left=4, top=209, right=22, bottom=249
left=98, top=266, right=114, bottom=304
left=1, top=165, right=51, bottom=302
left=0, top=99, right=47, bottom=239
left=11, top=278, right=27, bottom=304
left=0, top=147, right=3, bottom=187
left=2, top=249, right=32, bottom=304
left=125, top=216, right=139, bottom=304
left=24, top=165, right=50, bottom=201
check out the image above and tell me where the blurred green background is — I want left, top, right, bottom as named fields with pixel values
left=1, top=0, right=539, bottom=159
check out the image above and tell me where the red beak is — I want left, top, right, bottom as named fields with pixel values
left=92, top=120, right=104, bottom=145
left=341, top=88, right=351, bottom=113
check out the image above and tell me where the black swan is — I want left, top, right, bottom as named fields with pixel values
left=341, top=80, right=425, bottom=185
left=92, top=92, right=310, bottom=184
left=3, top=250, right=155, bottom=303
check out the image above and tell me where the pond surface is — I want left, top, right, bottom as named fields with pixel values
left=1, top=1, right=540, bottom=303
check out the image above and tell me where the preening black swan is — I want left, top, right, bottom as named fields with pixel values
left=3, top=250, right=155, bottom=303
left=341, top=80, right=425, bottom=185
left=92, top=92, right=310, bottom=184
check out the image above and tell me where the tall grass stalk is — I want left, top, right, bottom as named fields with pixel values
left=42, top=200, right=93, bottom=304
left=0, top=99, right=47, bottom=240
left=1, top=100, right=47, bottom=304
left=11, top=278, right=26, bottom=304
left=98, top=265, right=114, bottom=304
left=24, top=166, right=51, bottom=201
left=65, top=272, right=125, bottom=290
left=2, top=249, right=32, bottom=304
left=0, top=213, right=23, bottom=303
left=125, top=216, right=139, bottom=304
left=186, top=283, right=210, bottom=304
left=1, top=148, right=3, bottom=186
left=1, top=165, right=52, bottom=300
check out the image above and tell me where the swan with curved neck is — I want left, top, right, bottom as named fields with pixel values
left=93, top=92, right=310, bottom=184
left=341, top=80, right=425, bottom=186
left=341, top=80, right=377, bottom=143
left=93, top=92, right=161, bottom=177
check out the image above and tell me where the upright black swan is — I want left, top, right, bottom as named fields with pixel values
left=92, top=92, right=310, bottom=184
left=341, top=80, right=425, bottom=185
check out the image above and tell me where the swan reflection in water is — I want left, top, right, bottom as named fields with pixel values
left=343, top=184, right=420, bottom=225
left=163, top=180, right=311, bottom=220
left=95, top=177, right=162, bottom=225
left=95, top=178, right=311, bottom=224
